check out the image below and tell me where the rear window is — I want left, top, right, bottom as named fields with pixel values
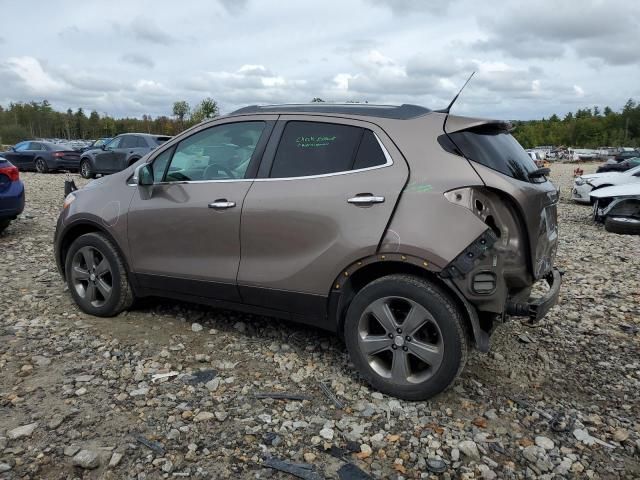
left=446, top=126, right=540, bottom=182
left=49, top=143, right=72, bottom=151
left=154, top=136, right=171, bottom=145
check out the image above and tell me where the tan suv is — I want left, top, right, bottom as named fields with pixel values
left=54, top=103, right=561, bottom=400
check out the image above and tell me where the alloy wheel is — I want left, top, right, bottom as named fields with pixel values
left=70, top=246, right=113, bottom=307
left=81, top=161, right=90, bottom=178
left=36, top=159, right=46, bottom=173
left=357, top=296, right=444, bottom=385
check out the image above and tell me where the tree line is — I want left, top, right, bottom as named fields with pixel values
left=1, top=97, right=638, bottom=149
left=0, top=97, right=219, bottom=145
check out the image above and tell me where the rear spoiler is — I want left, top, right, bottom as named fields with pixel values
left=444, top=115, right=513, bottom=134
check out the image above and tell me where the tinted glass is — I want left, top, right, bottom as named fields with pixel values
left=270, top=122, right=363, bottom=178
left=152, top=148, right=173, bottom=182
left=353, top=130, right=387, bottom=170
left=106, top=137, right=122, bottom=149
left=49, top=143, right=71, bottom=151
left=448, top=127, right=539, bottom=182
left=164, top=121, right=265, bottom=182
left=154, top=136, right=171, bottom=145
left=15, top=142, right=30, bottom=152
left=119, top=136, right=137, bottom=149
left=28, top=142, right=42, bottom=151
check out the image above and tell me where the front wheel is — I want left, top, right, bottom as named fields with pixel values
left=0, top=219, right=11, bottom=234
left=35, top=158, right=48, bottom=173
left=80, top=159, right=95, bottom=179
left=65, top=232, right=134, bottom=316
left=604, top=216, right=640, bottom=235
left=344, top=275, right=468, bottom=400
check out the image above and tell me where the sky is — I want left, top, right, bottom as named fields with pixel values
left=0, top=0, right=639, bottom=120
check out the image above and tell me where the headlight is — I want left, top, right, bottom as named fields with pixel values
left=575, top=177, right=585, bottom=186
left=63, top=192, right=76, bottom=209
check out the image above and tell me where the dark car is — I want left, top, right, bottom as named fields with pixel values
left=55, top=103, right=561, bottom=400
left=614, top=150, right=640, bottom=162
left=596, top=157, right=640, bottom=173
left=0, top=156, right=25, bottom=233
left=3, top=141, right=81, bottom=173
left=79, top=133, right=171, bottom=179
left=80, top=137, right=112, bottom=153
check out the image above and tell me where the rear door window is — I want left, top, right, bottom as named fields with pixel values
left=269, top=122, right=363, bottom=178
left=120, top=136, right=137, bottom=149
left=353, top=130, right=387, bottom=170
left=447, top=126, right=540, bottom=182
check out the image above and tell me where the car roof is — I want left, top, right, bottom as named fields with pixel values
left=115, top=133, right=166, bottom=137
left=229, top=103, right=432, bottom=120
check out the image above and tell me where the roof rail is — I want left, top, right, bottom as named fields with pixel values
left=229, top=103, right=431, bottom=120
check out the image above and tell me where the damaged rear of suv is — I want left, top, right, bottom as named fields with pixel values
left=54, top=103, right=560, bottom=400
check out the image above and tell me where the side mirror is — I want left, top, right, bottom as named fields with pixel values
left=133, top=163, right=154, bottom=186
left=101, top=144, right=107, bottom=150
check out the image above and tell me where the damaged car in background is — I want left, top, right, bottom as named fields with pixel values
left=572, top=164, right=640, bottom=204
left=54, top=102, right=561, bottom=400
left=591, top=183, right=640, bottom=235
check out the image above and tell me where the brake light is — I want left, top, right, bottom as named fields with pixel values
left=0, top=164, right=19, bottom=181
left=53, top=152, right=65, bottom=158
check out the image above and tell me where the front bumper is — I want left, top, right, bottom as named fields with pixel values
left=571, top=183, right=592, bottom=203
left=505, top=268, right=562, bottom=323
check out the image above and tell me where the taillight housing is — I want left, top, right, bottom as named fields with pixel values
left=0, top=164, right=19, bottom=182
left=53, top=152, right=65, bottom=158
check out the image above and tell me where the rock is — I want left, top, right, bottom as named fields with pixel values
left=75, top=374, right=95, bottom=382
left=205, top=378, right=220, bottom=392
left=0, top=463, right=11, bottom=473
left=215, top=411, right=229, bottom=422
left=319, top=428, right=334, bottom=441
left=48, top=414, right=65, bottom=430
left=64, top=445, right=81, bottom=457
left=130, top=387, right=149, bottom=397
left=191, top=322, right=203, bottom=332
left=613, top=428, right=630, bottom=442
left=303, top=452, right=317, bottom=463
left=193, top=411, right=215, bottom=422
left=451, top=448, right=460, bottom=462
left=8, top=422, right=38, bottom=439
left=109, top=452, right=123, bottom=467
left=522, top=445, right=539, bottom=463
left=535, top=436, right=555, bottom=450
left=458, top=440, right=480, bottom=459
left=75, top=387, right=87, bottom=396
left=72, top=449, right=100, bottom=469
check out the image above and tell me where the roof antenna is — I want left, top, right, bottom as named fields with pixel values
left=440, top=71, right=476, bottom=114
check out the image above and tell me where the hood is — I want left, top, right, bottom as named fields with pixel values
left=590, top=183, right=640, bottom=199
left=582, top=171, right=621, bottom=181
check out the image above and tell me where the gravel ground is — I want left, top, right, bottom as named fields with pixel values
left=0, top=163, right=639, bottom=479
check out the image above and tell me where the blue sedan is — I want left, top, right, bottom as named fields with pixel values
left=3, top=141, right=81, bottom=173
left=0, top=156, right=25, bottom=234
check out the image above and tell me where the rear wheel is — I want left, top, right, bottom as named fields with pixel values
left=344, top=274, right=468, bottom=400
left=604, top=216, right=640, bottom=235
left=0, top=219, right=11, bottom=234
left=65, top=232, right=133, bottom=316
left=35, top=158, right=48, bottom=173
left=80, top=159, right=95, bottom=179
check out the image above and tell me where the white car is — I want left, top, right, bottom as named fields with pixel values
left=591, top=183, right=640, bottom=234
left=571, top=165, right=640, bottom=204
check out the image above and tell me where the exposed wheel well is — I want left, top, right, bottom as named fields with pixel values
left=331, top=260, right=487, bottom=349
left=128, top=157, right=140, bottom=167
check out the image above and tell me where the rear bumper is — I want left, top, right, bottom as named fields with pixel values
left=505, top=268, right=562, bottom=323
left=0, top=181, right=25, bottom=219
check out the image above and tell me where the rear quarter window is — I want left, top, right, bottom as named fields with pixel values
left=446, top=126, right=539, bottom=182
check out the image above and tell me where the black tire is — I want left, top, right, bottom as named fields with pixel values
left=0, top=219, right=10, bottom=234
left=344, top=274, right=468, bottom=400
left=604, top=216, right=640, bottom=235
left=128, top=157, right=140, bottom=168
left=65, top=232, right=134, bottom=317
left=80, top=159, right=95, bottom=179
left=35, top=157, right=49, bottom=173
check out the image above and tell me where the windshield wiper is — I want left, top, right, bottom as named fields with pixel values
left=528, top=167, right=550, bottom=180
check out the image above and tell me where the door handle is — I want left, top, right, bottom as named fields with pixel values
left=347, top=194, right=385, bottom=205
left=208, top=200, right=236, bottom=209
